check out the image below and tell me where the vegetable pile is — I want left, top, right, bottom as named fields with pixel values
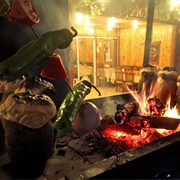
left=0, top=0, right=103, bottom=135
left=0, top=1, right=104, bottom=177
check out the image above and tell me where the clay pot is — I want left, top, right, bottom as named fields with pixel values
left=2, top=119, right=57, bottom=179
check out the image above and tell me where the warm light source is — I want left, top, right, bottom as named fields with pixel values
left=107, top=17, right=116, bottom=31
left=84, top=15, right=90, bottom=29
left=89, top=27, right=94, bottom=34
left=170, top=0, right=180, bottom=11
left=74, top=12, right=94, bottom=34
left=133, top=20, right=138, bottom=29
left=171, top=0, right=180, bottom=6
left=75, top=12, right=83, bottom=24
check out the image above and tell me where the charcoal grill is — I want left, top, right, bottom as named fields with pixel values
left=1, top=92, right=180, bottom=179
left=67, top=131, right=180, bottom=179
left=65, top=92, right=180, bottom=179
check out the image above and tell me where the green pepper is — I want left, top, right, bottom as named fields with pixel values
left=0, top=27, right=78, bottom=81
left=53, top=80, right=101, bottom=136
left=0, top=41, right=35, bottom=74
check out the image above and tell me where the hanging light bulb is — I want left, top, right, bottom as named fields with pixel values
left=107, top=17, right=116, bottom=31
left=133, top=20, right=138, bottom=29
left=89, top=27, right=94, bottom=34
left=84, top=15, right=90, bottom=30
left=75, top=12, right=83, bottom=25
left=170, top=0, right=180, bottom=11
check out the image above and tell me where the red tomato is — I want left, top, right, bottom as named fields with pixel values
left=8, top=0, right=39, bottom=26
left=40, top=53, right=68, bottom=80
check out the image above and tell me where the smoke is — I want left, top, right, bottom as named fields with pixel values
left=0, top=0, right=69, bottom=59
left=32, top=0, right=69, bottom=34
left=0, top=0, right=72, bottom=108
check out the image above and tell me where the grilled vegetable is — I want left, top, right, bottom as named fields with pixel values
left=7, top=0, right=39, bottom=26
left=73, top=101, right=102, bottom=134
left=0, top=27, right=77, bottom=82
left=0, top=76, right=25, bottom=94
left=53, top=80, right=101, bottom=135
left=0, top=91, right=57, bottom=128
left=14, top=76, right=55, bottom=95
left=40, top=53, right=68, bottom=80
left=0, top=0, right=10, bottom=16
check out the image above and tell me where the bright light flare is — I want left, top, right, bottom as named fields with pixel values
left=171, top=0, right=180, bottom=6
left=75, top=12, right=83, bottom=24
left=84, top=15, right=90, bottom=29
left=133, top=20, right=138, bottom=29
left=107, top=17, right=116, bottom=31
left=170, top=0, right=180, bottom=11
left=164, top=104, right=180, bottom=118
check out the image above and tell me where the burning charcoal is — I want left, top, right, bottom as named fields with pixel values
left=137, top=64, right=159, bottom=96
left=114, top=101, right=139, bottom=124
left=148, top=97, right=166, bottom=116
left=125, top=117, right=150, bottom=129
left=155, top=67, right=179, bottom=108
left=99, top=117, right=116, bottom=131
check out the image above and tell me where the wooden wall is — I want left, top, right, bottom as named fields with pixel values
left=71, top=24, right=176, bottom=69
left=78, top=38, right=94, bottom=65
left=119, top=24, right=176, bottom=68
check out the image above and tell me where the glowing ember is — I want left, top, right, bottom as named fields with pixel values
left=100, top=73, right=180, bottom=154
left=101, top=123, right=176, bottom=153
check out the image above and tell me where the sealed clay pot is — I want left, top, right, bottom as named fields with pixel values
left=2, top=119, right=57, bottom=179
left=155, top=67, right=179, bottom=108
left=137, top=64, right=159, bottom=96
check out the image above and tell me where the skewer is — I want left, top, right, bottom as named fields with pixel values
left=29, top=26, right=74, bottom=94
left=30, top=26, right=39, bottom=39
left=64, top=79, right=74, bottom=94
left=96, top=127, right=119, bottom=160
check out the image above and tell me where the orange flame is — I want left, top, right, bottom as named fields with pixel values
left=126, top=80, right=158, bottom=116
left=101, top=78, right=180, bottom=153
left=164, top=98, right=180, bottom=118
left=127, top=77, right=180, bottom=118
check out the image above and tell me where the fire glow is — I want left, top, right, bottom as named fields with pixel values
left=101, top=123, right=174, bottom=152
left=101, top=80, right=180, bottom=152
left=102, top=122, right=176, bottom=153
left=128, top=80, right=180, bottom=118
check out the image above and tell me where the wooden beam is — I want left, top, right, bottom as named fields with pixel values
left=143, top=0, right=155, bottom=66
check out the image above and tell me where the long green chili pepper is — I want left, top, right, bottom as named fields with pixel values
left=0, top=27, right=78, bottom=82
left=53, top=80, right=101, bottom=135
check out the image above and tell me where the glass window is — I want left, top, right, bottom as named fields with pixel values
left=68, top=0, right=179, bottom=99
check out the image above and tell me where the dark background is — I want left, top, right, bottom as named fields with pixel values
left=0, top=0, right=71, bottom=108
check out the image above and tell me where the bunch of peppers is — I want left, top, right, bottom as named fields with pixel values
left=0, top=0, right=77, bottom=82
